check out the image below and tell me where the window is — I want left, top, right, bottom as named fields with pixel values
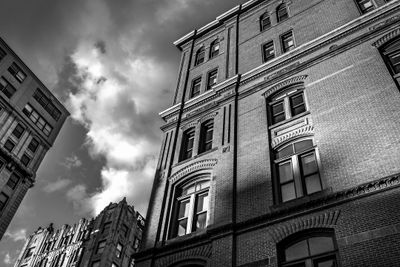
left=7, top=173, right=20, bottom=190
left=8, top=62, right=26, bottom=83
left=262, top=41, right=275, bottom=63
left=0, top=192, right=9, bottom=211
left=269, top=89, right=306, bottom=125
left=206, top=69, right=218, bottom=90
left=28, top=138, right=39, bottom=153
left=277, top=4, right=289, bottom=22
left=21, top=154, right=31, bottom=167
left=133, top=237, right=140, bottom=250
left=24, top=247, right=35, bottom=258
left=12, top=123, right=25, bottom=139
left=0, top=77, right=16, bottom=98
left=209, top=40, right=220, bottom=58
left=179, top=128, right=195, bottom=161
left=356, top=0, right=375, bottom=14
left=198, top=119, right=213, bottom=154
left=274, top=139, right=322, bottom=203
left=190, top=77, right=202, bottom=98
left=194, top=47, right=205, bottom=66
left=4, top=139, right=15, bottom=152
left=281, top=31, right=295, bottom=53
left=96, top=240, right=106, bottom=254
left=278, top=230, right=339, bottom=267
left=102, top=222, right=111, bottom=235
left=33, top=89, right=62, bottom=121
left=171, top=179, right=210, bottom=238
left=0, top=48, right=6, bottom=61
left=260, top=13, right=271, bottom=31
left=116, top=243, right=123, bottom=258
left=381, top=38, right=400, bottom=75
left=92, top=261, right=100, bottom=267
left=22, top=104, right=53, bottom=136
left=121, top=224, right=128, bottom=237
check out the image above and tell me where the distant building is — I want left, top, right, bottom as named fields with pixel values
left=136, top=0, right=400, bottom=266
left=14, top=198, right=145, bottom=267
left=0, top=37, right=69, bottom=239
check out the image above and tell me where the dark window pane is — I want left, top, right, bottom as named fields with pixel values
left=6, top=173, right=20, bottom=189
left=263, top=41, right=275, bottom=62
left=21, top=154, right=31, bottom=167
left=28, top=138, right=39, bottom=153
left=191, top=78, right=201, bottom=98
left=12, top=123, right=25, bottom=139
left=278, top=162, right=293, bottom=183
left=271, top=102, right=285, bottom=124
left=207, top=70, right=218, bottom=90
left=309, top=236, right=335, bottom=256
left=305, top=174, right=322, bottom=194
left=210, top=41, right=220, bottom=58
left=277, top=145, right=294, bottom=159
left=195, top=48, right=205, bottom=66
left=4, top=139, right=15, bottom=152
left=388, top=50, right=400, bottom=74
left=281, top=182, right=296, bottom=202
left=301, top=152, right=318, bottom=176
left=277, top=4, right=288, bottom=22
left=0, top=48, right=6, bottom=61
left=294, top=140, right=313, bottom=153
left=285, top=239, right=309, bottom=261
left=260, top=14, right=271, bottom=31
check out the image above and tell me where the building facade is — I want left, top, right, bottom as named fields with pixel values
left=136, top=0, right=400, bottom=266
left=0, top=37, right=69, bottom=239
left=14, top=198, right=145, bottom=267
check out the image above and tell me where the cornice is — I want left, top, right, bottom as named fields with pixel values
left=169, top=159, right=217, bottom=184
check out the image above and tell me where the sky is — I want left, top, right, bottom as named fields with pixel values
left=0, top=0, right=246, bottom=264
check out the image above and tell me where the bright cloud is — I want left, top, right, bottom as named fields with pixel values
left=4, top=229, right=27, bottom=242
left=62, top=154, right=82, bottom=169
left=43, top=178, right=72, bottom=193
left=4, top=253, right=11, bottom=265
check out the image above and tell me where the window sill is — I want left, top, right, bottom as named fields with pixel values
left=164, top=228, right=208, bottom=246
left=270, top=188, right=332, bottom=212
left=268, top=111, right=310, bottom=130
left=174, top=147, right=218, bottom=168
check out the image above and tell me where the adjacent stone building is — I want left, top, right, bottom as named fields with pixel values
left=0, top=37, right=69, bottom=239
left=14, top=198, right=145, bottom=267
left=136, top=0, right=400, bottom=266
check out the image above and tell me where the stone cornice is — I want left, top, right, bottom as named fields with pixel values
left=262, top=75, right=308, bottom=98
left=169, top=159, right=217, bottom=184
left=372, top=26, right=400, bottom=47
left=272, top=125, right=314, bottom=148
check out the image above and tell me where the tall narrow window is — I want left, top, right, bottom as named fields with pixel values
left=0, top=77, right=16, bottom=98
left=28, top=138, right=39, bottom=153
left=6, top=173, right=20, bottom=190
left=4, top=139, right=15, bottom=152
left=209, top=40, right=220, bottom=58
left=207, top=69, right=218, bottom=90
left=194, top=47, right=205, bottom=66
left=281, top=31, right=295, bottom=53
left=268, top=89, right=307, bottom=125
left=96, top=240, right=106, bottom=254
left=190, top=77, right=202, bottom=98
left=116, top=243, right=123, bottom=258
left=21, top=154, right=31, bottom=167
left=356, top=0, right=375, bottom=14
left=102, top=222, right=111, bottom=236
left=12, top=123, right=25, bottom=139
left=0, top=192, right=9, bottom=211
left=171, top=179, right=210, bottom=238
left=278, top=230, right=339, bottom=267
left=180, top=128, right=195, bottom=161
left=277, top=4, right=289, bottom=22
left=260, top=13, right=271, bottom=31
left=262, top=41, right=275, bottom=63
left=8, top=62, right=26, bottom=83
left=274, top=139, right=322, bottom=203
left=198, top=119, right=214, bottom=154
left=0, top=48, right=6, bottom=61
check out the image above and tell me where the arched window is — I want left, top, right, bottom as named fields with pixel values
left=170, top=179, right=210, bottom=238
left=276, top=4, right=288, bottom=23
left=209, top=40, right=220, bottom=58
left=380, top=37, right=400, bottom=76
left=278, top=229, right=339, bottom=267
left=274, top=139, right=322, bottom=203
left=194, top=47, right=205, bottom=66
left=260, top=13, right=271, bottom=31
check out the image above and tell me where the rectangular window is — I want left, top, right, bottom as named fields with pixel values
left=0, top=48, right=6, bottom=61
left=116, top=243, right=123, bottom=258
left=179, top=128, right=195, bottom=161
left=8, top=62, right=26, bottom=83
left=198, top=119, right=214, bottom=154
left=260, top=14, right=271, bottom=31
left=4, top=139, right=15, bottom=152
left=102, top=222, right=111, bottom=235
left=190, top=78, right=201, bottom=98
left=12, top=123, right=25, bottom=139
left=356, top=0, right=375, bottom=13
left=269, top=90, right=307, bottom=125
left=0, top=77, right=16, bottom=98
left=22, top=104, right=53, bottom=136
left=121, top=224, right=128, bottom=237
left=289, top=93, right=306, bottom=116
left=271, top=101, right=285, bottom=124
left=207, top=69, right=218, bottom=90
left=28, top=138, right=39, bottom=153
left=0, top=192, right=9, bottom=211
left=262, top=41, right=275, bottom=63
left=33, top=89, right=62, bottom=121
left=6, top=173, right=20, bottom=189
left=96, top=240, right=106, bottom=254
left=21, top=154, right=31, bottom=167
left=281, top=31, right=295, bottom=53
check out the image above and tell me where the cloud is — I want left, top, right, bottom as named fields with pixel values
left=43, top=178, right=72, bottom=193
left=62, top=154, right=82, bottom=169
left=66, top=185, right=91, bottom=215
left=4, top=229, right=27, bottom=242
left=4, top=253, right=11, bottom=265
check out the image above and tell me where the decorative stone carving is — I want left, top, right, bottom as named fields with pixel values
left=372, top=28, right=400, bottom=48
left=169, top=159, right=217, bottom=184
left=199, top=112, right=218, bottom=124
left=262, top=75, right=308, bottom=98
left=272, top=125, right=314, bottom=148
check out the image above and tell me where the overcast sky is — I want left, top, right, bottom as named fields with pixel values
left=0, top=0, right=246, bottom=264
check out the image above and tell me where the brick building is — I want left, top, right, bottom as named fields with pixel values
left=14, top=198, right=145, bottom=267
left=0, top=37, right=69, bottom=240
left=135, top=0, right=400, bottom=266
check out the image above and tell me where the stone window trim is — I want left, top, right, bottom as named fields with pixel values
left=0, top=76, right=16, bottom=98
left=209, top=39, right=220, bottom=59
left=354, top=0, right=376, bottom=14
left=190, top=76, right=202, bottom=99
left=8, top=62, right=27, bottom=83
left=261, top=40, right=275, bottom=63
left=259, top=12, right=272, bottom=31
left=280, top=30, right=296, bottom=54
left=194, top=47, right=206, bottom=66
left=276, top=3, right=289, bottom=23
left=206, top=68, right=218, bottom=91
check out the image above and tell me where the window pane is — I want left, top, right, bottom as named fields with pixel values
left=282, top=32, right=294, bottom=52
left=178, top=199, right=190, bottom=218
left=281, top=182, right=296, bottom=202
left=316, top=259, right=336, bottom=267
left=263, top=41, right=275, bottom=62
left=388, top=51, right=400, bottom=74
left=305, top=174, right=322, bottom=194
left=271, top=102, right=285, bottom=124
left=194, top=212, right=207, bottom=230
left=279, top=162, right=293, bottom=183
left=309, top=236, right=335, bottom=256
left=196, top=193, right=208, bottom=213
left=178, top=218, right=188, bottom=236
left=195, top=180, right=210, bottom=191
left=277, top=145, right=294, bottom=159
left=294, top=140, right=313, bottom=153
left=301, top=152, right=318, bottom=176
left=285, top=239, right=309, bottom=261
